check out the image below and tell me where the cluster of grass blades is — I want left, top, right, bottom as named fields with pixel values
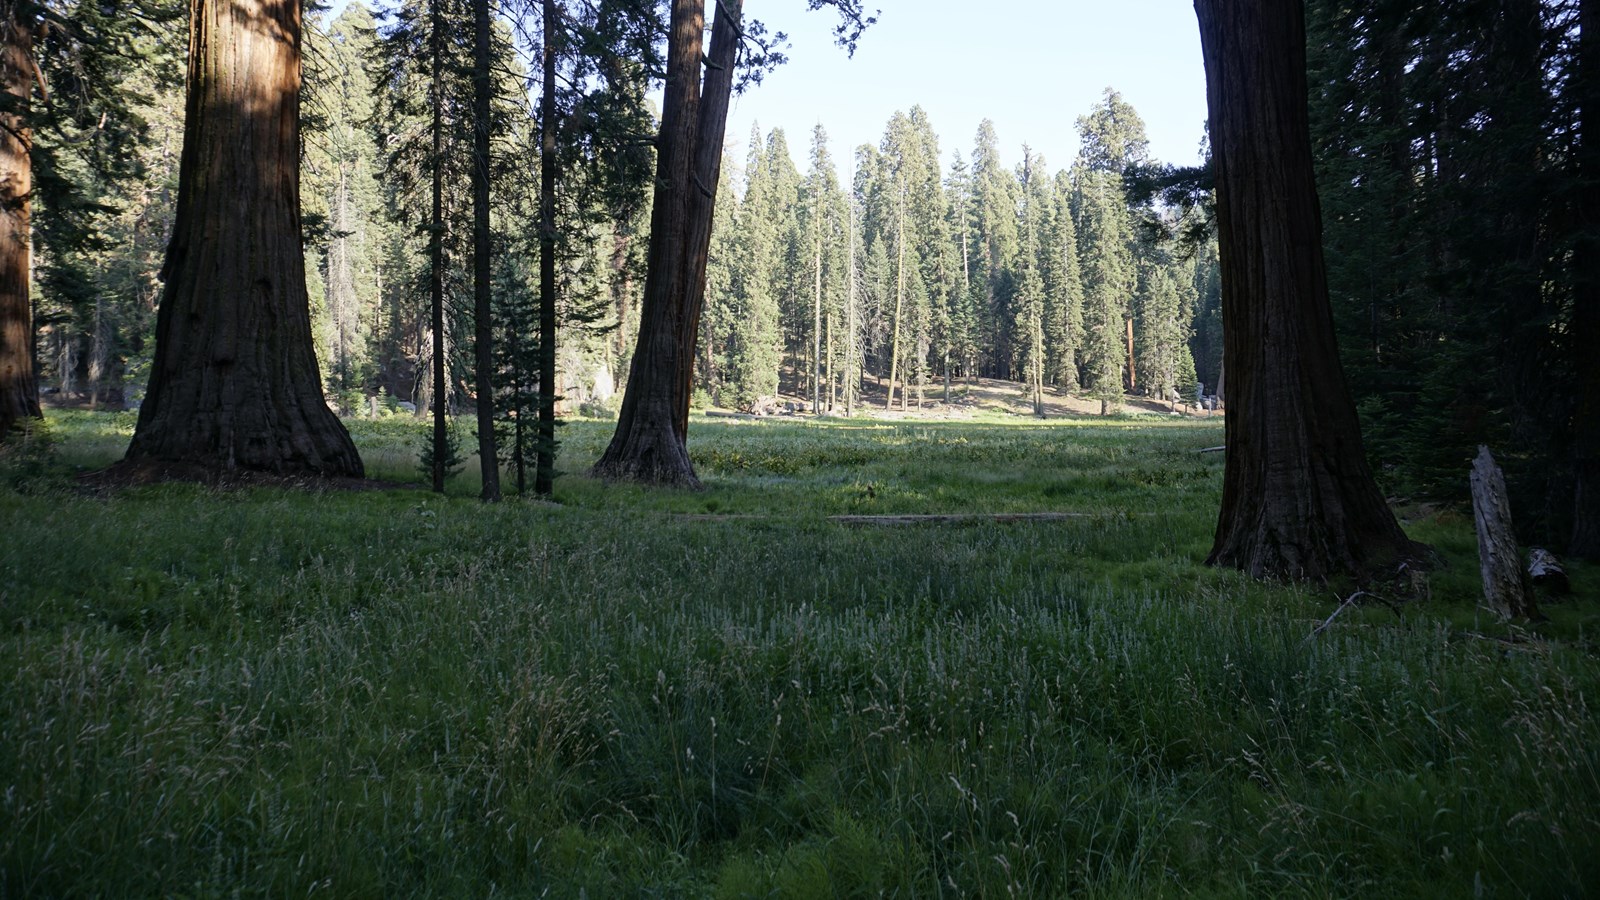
left=2, top=410, right=1596, bottom=896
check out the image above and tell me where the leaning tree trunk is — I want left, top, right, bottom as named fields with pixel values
left=671, top=0, right=737, bottom=438
left=0, top=7, right=39, bottom=437
left=126, top=0, right=360, bottom=476
left=593, top=0, right=739, bottom=487
left=1195, top=0, right=1421, bottom=580
left=1570, top=0, right=1600, bottom=559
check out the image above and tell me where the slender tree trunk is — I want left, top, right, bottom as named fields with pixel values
left=846, top=199, right=857, bottom=417
left=813, top=224, right=822, bottom=412
left=126, top=0, right=359, bottom=475
left=963, top=230, right=975, bottom=385
left=595, top=0, right=699, bottom=485
left=0, top=6, right=39, bottom=437
left=610, top=231, right=632, bottom=393
left=536, top=0, right=559, bottom=496
left=1195, top=0, right=1422, bottom=580
left=428, top=0, right=446, bottom=492
left=473, top=0, right=500, bottom=501
left=1571, top=0, right=1600, bottom=558
left=1125, top=317, right=1136, bottom=393
left=1032, top=316, right=1044, bottom=416
left=886, top=184, right=905, bottom=410
left=826, top=310, right=835, bottom=411
left=508, top=310, right=526, bottom=493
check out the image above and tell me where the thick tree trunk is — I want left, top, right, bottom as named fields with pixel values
left=536, top=0, right=558, bottom=497
left=472, top=0, right=499, bottom=501
left=592, top=0, right=703, bottom=486
left=672, top=0, right=738, bottom=436
left=1195, top=0, right=1420, bottom=580
left=0, top=7, right=39, bottom=437
left=1571, top=0, right=1600, bottom=558
left=126, top=0, right=359, bottom=475
left=594, top=0, right=738, bottom=486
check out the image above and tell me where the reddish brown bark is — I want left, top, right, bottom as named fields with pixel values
left=1195, top=0, right=1422, bottom=580
left=593, top=0, right=739, bottom=486
left=126, top=0, right=360, bottom=475
left=674, top=0, right=739, bottom=437
left=0, top=6, right=39, bottom=437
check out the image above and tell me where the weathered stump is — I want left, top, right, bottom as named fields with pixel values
left=1470, top=446, right=1540, bottom=619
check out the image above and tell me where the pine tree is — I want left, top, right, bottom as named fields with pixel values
left=1135, top=260, right=1189, bottom=406
left=943, top=150, right=978, bottom=388
left=968, top=120, right=1018, bottom=379
left=3, top=0, right=183, bottom=435
left=799, top=124, right=846, bottom=412
left=1043, top=169, right=1084, bottom=390
left=724, top=126, right=784, bottom=410
left=1013, top=148, right=1048, bottom=415
left=1075, top=87, right=1151, bottom=174
left=1075, top=168, right=1133, bottom=415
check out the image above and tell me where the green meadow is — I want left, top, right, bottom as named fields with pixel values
left=2, top=410, right=1596, bottom=897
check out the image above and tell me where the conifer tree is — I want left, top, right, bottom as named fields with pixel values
left=943, top=150, right=978, bottom=388
left=1075, top=168, right=1133, bottom=415
left=1043, top=169, right=1085, bottom=390
left=1013, top=148, right=1048, bottom=415
left=1135, top=260, right=1189, bottom=406
left=799, top=124, right=846, bottom=411
left=968, top=120, right=1018, bottom=379
left=2, top=0, right=182, bottom=436
left=723, top=126, right=784, bottom=410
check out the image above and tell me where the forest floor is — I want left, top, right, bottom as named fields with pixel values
left=3, top=410, right=1597, bottom=897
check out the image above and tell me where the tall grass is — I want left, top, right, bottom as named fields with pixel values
left=1, top=411, right=1596, bottom=896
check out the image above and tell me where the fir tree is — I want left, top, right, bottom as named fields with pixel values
left=1075, top=168, right=1133, bottom=415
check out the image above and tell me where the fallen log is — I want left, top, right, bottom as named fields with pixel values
left=672, top=512, right=1144, bottom=526
left=1527, top=548, right=1571, bottom=595
left=1197, top=446, right=1226, bottom=454
left=1470, top=446, right=1540, bottom=620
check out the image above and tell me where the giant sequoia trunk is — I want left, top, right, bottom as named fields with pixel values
left=592, top=0, right=739, bottom=487
left=1570, top=0, right=1600, bottom=558
left=1195, top=0, right=1421, bottom=580
left=126, top=0, right=360, bottom=475
left=0, top=7, right=39, bottom=437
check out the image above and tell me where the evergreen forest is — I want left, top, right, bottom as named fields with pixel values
left=3, top=0, right=1599, bottom=895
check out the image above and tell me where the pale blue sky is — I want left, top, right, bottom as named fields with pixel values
left=723, top=0, right=1209, bottom=176
left=330, top=1, right=1210, bottom=177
